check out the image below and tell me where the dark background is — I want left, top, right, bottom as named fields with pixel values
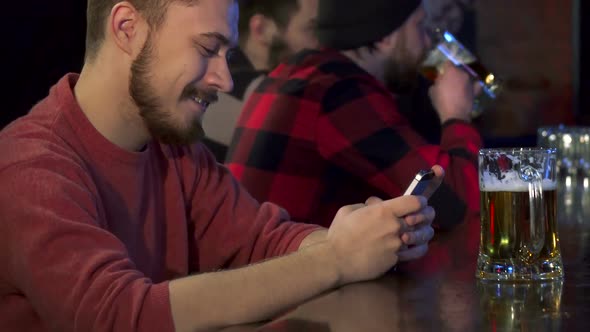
left=1, top=1, right=87, bottom=128
left=581, top=0, right=590, bottom=122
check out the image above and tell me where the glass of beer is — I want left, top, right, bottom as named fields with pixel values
left=421, top=29, right=502, bottom=118
left=477, top=148, right=563, bottom=281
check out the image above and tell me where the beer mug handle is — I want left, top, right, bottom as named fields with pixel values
left=519, top=165, right=546, bottom=263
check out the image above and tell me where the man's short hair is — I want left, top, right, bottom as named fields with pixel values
left=238, top=0, right=299, bottom=43
left=85, top=0, right=197, bottom=61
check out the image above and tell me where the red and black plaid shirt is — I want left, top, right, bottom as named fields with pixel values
left=226, top=49, right=482, bottom=229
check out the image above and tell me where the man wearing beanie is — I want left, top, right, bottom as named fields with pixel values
left=226, top=0, right=482, bottom=230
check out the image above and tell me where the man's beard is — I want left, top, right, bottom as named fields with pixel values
left=267, top=35, right=291, bottom=70
left=129, top=33, right=215, bottom=146
left=383, top=38, right=427, bottom=95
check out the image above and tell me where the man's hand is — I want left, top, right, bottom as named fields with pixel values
left=429, top=61, right=477, bottom=123
left=398, top=165, right=444, bottom=261
left=397, top=206, right=435, bottom=261
left=326, top=195, right=430, bottom=285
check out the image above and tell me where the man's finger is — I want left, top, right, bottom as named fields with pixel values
left=422, top=165, right=445, bottom=199
left=438, top=61, right=454, bottom=78
left=380, top=195, right=428, bottom=217
left=339, top=203, right=369, bottom=216
left=398, top=244, right=429, bottom=262
left=402, top=225, right=435, bottom=246
left=365, top=196, right=383, bottom=206
left=404, top=206, right=435, bottom=227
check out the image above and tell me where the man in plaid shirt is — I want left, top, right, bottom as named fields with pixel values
left=226, top=0, right=482, bottom=229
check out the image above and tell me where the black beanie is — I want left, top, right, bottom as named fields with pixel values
left=316, top=0, right=422, bottom=50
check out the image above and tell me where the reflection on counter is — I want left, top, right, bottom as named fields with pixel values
left=477, top=280, right=564, bottom=331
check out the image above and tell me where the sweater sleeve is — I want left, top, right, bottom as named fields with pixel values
left=0, top=157, right=175, bottom=332
left=187, top=145, right=322, bottom=272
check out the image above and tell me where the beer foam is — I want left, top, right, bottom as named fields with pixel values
left=480, top=171, right=557, bottom=192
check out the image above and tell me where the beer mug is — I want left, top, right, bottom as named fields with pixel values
left=421, top=29, right=502, bottom=118
left=477, top=280, right=563, bottom=330
left=477, top=148, right=563, bottom=281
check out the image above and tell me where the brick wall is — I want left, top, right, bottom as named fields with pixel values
left=474, top=0, right=574, bottom=137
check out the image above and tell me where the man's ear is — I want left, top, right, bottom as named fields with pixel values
left=248, top=13, right=278, bottom=46
left=108, top=2, right=147, bottom=56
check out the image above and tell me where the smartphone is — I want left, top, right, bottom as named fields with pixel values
left=403, top=169, right=435, bottom=196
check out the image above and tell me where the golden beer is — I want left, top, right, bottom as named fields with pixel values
left=421, top=60, right=495, bottom=86
left=480, top=189, right=560, bottom=262
left=477, top=148, right=562, bottom=281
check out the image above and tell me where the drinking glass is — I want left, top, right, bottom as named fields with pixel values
left=421, top=29, right=502, bottom=118
left=477, top=148, right=563, bottom=281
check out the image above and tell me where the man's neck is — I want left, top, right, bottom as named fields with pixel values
left=74, top=55, right=151, bottom=152
left=340, top=49, right=386, bottom=83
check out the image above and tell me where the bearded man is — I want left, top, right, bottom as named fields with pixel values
left=226, top=0, right=482, bottom=229
left=0, top=0, right=440, bottom=330
left=202, top=0, right=320, bottom=161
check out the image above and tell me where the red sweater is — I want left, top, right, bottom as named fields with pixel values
left=0, top=74, right=320, bottom=331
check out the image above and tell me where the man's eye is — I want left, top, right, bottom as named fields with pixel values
left=201, top=46, right=218, bottom=57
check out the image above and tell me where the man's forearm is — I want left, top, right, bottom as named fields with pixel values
left=298, top=229, right=328, bottom=249
left=169, top=241, right=340, bottom=332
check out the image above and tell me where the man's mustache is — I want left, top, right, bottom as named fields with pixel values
left=182, top=86, right=219, bottom=104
